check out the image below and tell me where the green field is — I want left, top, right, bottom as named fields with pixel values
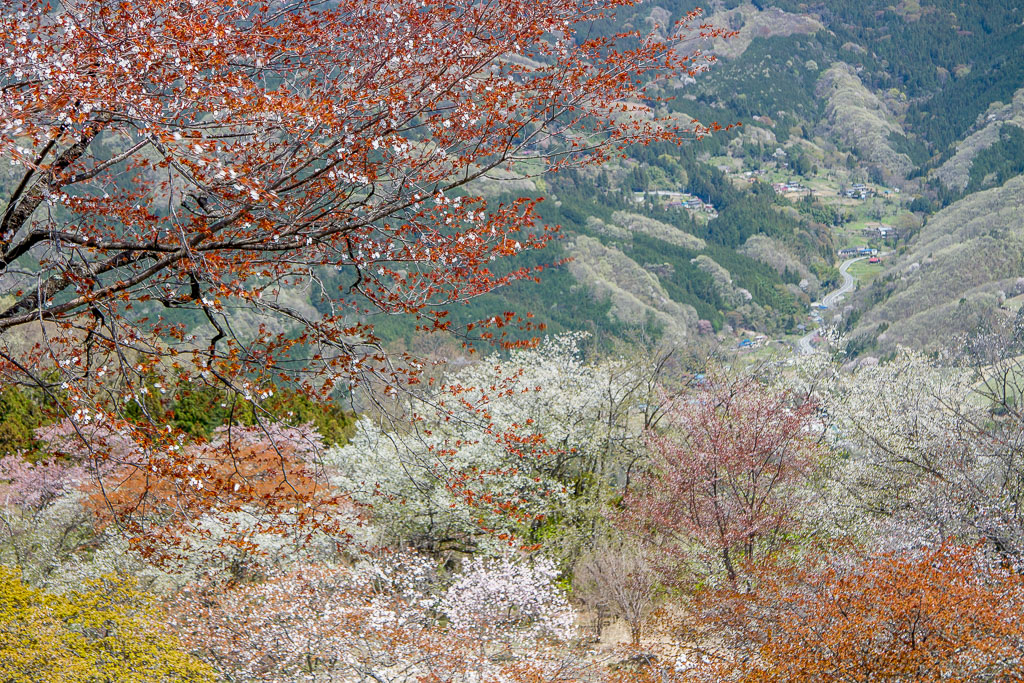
left=847, top=258, right=885, bottom=284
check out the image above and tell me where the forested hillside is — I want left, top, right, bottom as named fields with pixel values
left=4, top=0, right=1024, bottom=680
left=412, top=0, right=1024, bottom=354
left=849, top=173, right=1024, bottom=354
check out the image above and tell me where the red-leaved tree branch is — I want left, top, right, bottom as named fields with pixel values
left=0, top=0, right=729, bottom=550
left=0, top=0, right=723, bottom=391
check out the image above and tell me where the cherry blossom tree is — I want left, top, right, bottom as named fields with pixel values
left=618, top=374, right=821, bottom=584
left=0, top=451, right=93, bottom=587
left=797, top=346, right=1024, bottom=567
left=0, top=450, right=84, bottom=509
left=440, top=552, right=574, bottom=642
left=0, top=0, right=729, bottom=549
left=329, top=334, right=671, bottom=554
left=172, top=552, right=590, bottom=682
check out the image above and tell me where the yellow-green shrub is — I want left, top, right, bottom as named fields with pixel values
left=0, top=567, right=213, bottom=682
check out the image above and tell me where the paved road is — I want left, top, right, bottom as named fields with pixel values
left=823, top=256, right=866, bottom=308
left=797, top=256, right=866, bottom=355
left=796, top=328, right=816, bottom=355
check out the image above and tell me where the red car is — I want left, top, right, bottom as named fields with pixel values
left=868, top=256, right=880, bottom=264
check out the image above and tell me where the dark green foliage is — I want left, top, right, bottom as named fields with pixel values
left=702, top=243, right=801, bottom=318
left=107, top=378, right=359, bottom=446
left=122, top=375, right=170, bottom=426
left=770, top=0, right=1022, bottom=93
left=909, top=196, right=935, bottom=214
left=168, top=384, right=357, bottom=447
left=797, top=195, right=844, bottom=227
left=445, top=142, right=812, bottom=339
left=259, top=390, right=357, bottom=447
left=564, top=150, right=806, bottom=326
left=450, top=191, right=633, bottom=349
left=168, top=386, right=232, bottom=437
left=697, top=180, right=790, bottom=249
left=910, top=39, right=1024, bottom=156
left=328, top=180, right=635, bottom=353
left=624, top=233, right=724, bottom=326
left=632, top=143, right=798, bottom=249
left=929, top=176, right=963, bottom=208
left=0, top=386, right=48, bottom=459
left=693, top=34, right=827, bottom=124
left=190, top=0, right=1024, bottom=352
left=628, top=165, right=650, bottom=193
left=761, top=0, right=1024, bottom=156
left=965, top=124, right=1024, bottom=193
left=789, top=149, right=815, bottom=177
left=811, top=262, right=841, bottom=291
left=889, top=131, right=931, bottom=168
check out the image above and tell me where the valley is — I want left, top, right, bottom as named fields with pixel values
left=3, top=1, right=1024, bottom=680
left=445, top=0, right=1024, bottom=363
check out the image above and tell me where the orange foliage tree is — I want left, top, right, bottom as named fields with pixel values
left=0, top=0, right=729, bottom=544
left=40, top=421, right=353, bottom=569
left=692, top=545, right=1024, bottom=682
left=605, top=547, right=1024, bottom=683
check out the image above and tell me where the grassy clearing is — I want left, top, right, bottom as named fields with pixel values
left=847, top=259, right=885, bottom=284
left=1003, top=293, right=1024, bottom=312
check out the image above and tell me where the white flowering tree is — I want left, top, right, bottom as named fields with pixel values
left=440, top=553, right=575, bottom=642
left=172, top=551, right=589, bottom=682
left=792, top=346, right=1024, bottom=565
left=329, top=335, right=666, bottom=554
left=0, top=454, right=94, bottom=589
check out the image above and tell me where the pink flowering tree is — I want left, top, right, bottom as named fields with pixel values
left=440, top=553, right=575, bottom=643
left=0, top=448, right=92, bottom=587
left=618, top=375, right=821, bottom=584
left=0, top=453, right=85, bottom=510
left=172, top=552, right=589, bottom=682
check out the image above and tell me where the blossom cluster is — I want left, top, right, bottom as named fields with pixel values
left=440, top=553, right=575, bottom=641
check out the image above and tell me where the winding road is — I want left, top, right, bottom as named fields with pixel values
left=797, top=256, right=866, bottom=355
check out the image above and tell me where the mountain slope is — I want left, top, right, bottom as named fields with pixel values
left=851, top=174, right=1024, bottom=353
left=347, top=1, right=1024, bottom=353
left=933, top=88, right=1024, bottom=193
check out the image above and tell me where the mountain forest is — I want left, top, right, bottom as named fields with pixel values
left=1, top=0, right=1024, bottom=680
